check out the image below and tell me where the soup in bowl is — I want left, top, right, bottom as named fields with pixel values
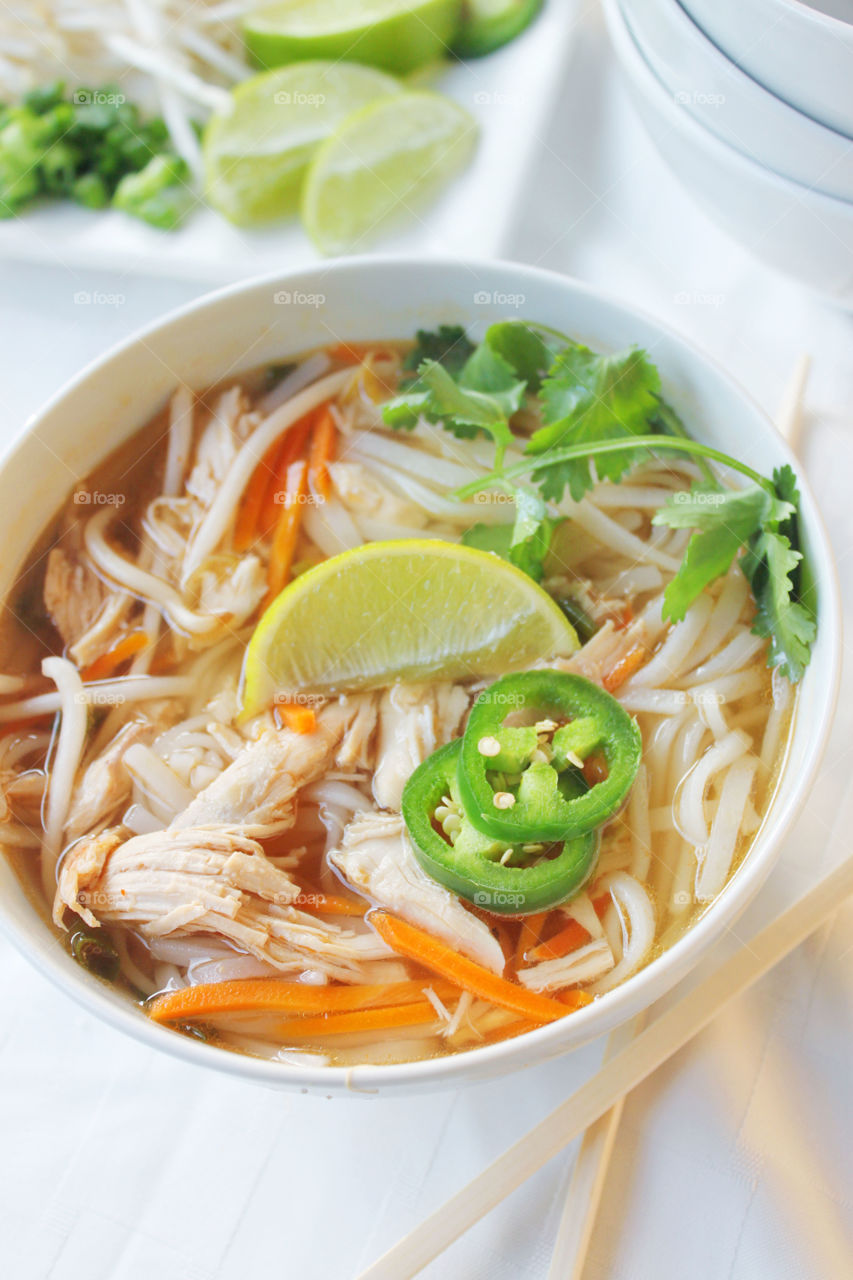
left=0, top=260, right=839, bottom=1094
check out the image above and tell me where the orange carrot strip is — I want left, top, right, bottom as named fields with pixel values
left=233, top=439, right=282, bottom=551
left=278, top=703, right=317, bottom=735
left=258, top=413, right=316, bottom=537
left=328, top=341, right=393, bottom=365
left=293, top=884, right=366, bottom=917
left=328, top=342, right=366, bottom=365
left=147, top=978, right=461, bottom=1023
left=527, top=919, right=591, bottom=963
left=593, top=893, right=611, bottom=918
left=514, top=910, right=548, bottom=968
left=266, top=459, right=309, bottom=602
left=81, top=632, right=150, bottom=682
left=308, top=407, right=337, bottom=499
left=277, top=1001, right=440, bottom=1039
left=557, top=989, right=595, bottom=1010
left=370, top=910, right=576, bottom=1024
left=603, top=643, right=648, bottom=693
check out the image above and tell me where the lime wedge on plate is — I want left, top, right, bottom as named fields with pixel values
left=203, top=62, right=400, bottom=224
left=241, top=540, right=579, bottom=713
left=244, top=0, right=462, bottom=75
left=452, top=0, right=543, bottom=58
left=301, top=90, right=477, bottom=254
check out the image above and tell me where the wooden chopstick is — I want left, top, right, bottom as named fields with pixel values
left=546, top=1014, right=645, bottom=1279
left=775, top=353, right=811, bottom=452
left=543, top=348, right=814, bottom=1280
left=357, top=851, right=853, bottom=1279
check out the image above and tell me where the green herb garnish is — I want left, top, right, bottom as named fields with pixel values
left=384, top=322, right=816, bottom=683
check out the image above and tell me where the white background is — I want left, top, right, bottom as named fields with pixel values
left=2, top=7, right=852, bottom=1278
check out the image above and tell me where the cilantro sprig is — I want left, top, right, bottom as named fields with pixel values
left=382, top=321, right=816, bottom=683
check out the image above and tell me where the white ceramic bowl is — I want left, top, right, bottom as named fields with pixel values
left=619, top=0, right=853, bottom=202
left=682, top=0, right=853, bottom=139
left=603, top=0, right=853, bottom=306
left=0, top=258, right=840, bottom=1096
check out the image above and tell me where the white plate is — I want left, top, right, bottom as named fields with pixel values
left=0, top=3, right=575, bottom=281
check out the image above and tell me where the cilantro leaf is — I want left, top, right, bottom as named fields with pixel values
left=402, top=325, right=474, bottom=377
left=461, top=488, right=559, bottom=583
left=653, top=485, right=771, bottom=621
left=483, top=321, right=562, bottom=392
left=382, top=350, right=523, bottom=446
left=458, top=343, right=527, bottom=419
left=418, top=362, right=516, bottom=448
left=653, top=473, right=815, bottom=681
left=741, top=526, right=816, bottom=684
left=526, top=344, right=662, bottom=501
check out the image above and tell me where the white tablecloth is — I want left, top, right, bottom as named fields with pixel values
left=2, top=9, right=852, bottom=1278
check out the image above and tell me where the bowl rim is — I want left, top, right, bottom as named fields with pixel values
left=703, top=0, right=853, bottom=39
left=620, top=0, right=853, bottom=153
left=605, top=0, right=853, bottom=215
left=0, top=255, right=841, bottom=1095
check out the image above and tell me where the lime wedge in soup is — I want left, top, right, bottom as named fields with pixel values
left=241, top=539, right=579, bottom=715
left=202, top=62, right=401, bottom=224
left=301, top=90, right=477, bottom=254
left=244, top=0, right=463, bottom=75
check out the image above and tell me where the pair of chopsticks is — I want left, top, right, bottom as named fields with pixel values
left=358, top=356, right=820, bottom=1280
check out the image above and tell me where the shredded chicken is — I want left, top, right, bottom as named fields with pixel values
left=191, top=553, right=266, bottom=624
left=330, top=461, right=427, bottom=527
left=184, top=387, right=256, bottom=509
left=171, top=700, right=364, bottom=834
left=64, top=704, right=181, bottom=843
left=372, top=682, right=469, bottom=811
left=54, top=825, right=391, bottom=980
left=335, top=692, right=378, bottom=770
left=517, top=938, right=615, bottom=992
left=43, top=545, right=133, bottom=667
left=330, top=811, right=505, bottom=975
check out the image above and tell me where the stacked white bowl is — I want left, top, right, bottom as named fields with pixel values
left=602, top=0, right=853, bottom=304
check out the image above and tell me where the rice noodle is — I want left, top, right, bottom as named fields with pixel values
left=40, top=658, right=89, bottom=899
left=675, top=729, right=752, bottom=847
left=124, top=743, right=195, bottom=818
left=681, top=629, right=765, bottom=685
left=627, top=763, right=652, bottom=880
left=84, top=508, right=219, bottom=635
left=628, top=594, right=714, bottom=688
left=302, top=499, right=363, bottom=556
left=257, top=353, right=331, bottom=416
left=0, top=675, right=192, bottom=723
left=587, top=872, right=656, bottom=994
left=567, top=499, right=681, bottom=571
left=696, top=757, right=760, bottom=901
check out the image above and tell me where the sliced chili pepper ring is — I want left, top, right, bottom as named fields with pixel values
left=401, top=740, right=599, bottom=916
left=458, top=670, right=642, bottom=842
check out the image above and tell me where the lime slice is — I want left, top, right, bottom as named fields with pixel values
left=202, top=62, right=400, bottom=224
left=241, top=540, right=579, bottom=713
left=244, top=0, right=462, bottom=75
left=301, top=90, right=477, bottom=254
left=452, top=0, right=543, bottom=58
